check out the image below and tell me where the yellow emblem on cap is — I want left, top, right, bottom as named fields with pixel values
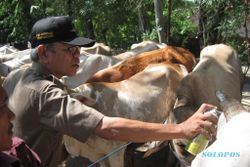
left=36, top=32, right=54, bottom=40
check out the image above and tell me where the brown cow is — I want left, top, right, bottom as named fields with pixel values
left=86, top=46, right=196, bottom=83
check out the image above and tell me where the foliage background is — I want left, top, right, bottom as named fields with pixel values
left=0, top=0, right=249, bottom=60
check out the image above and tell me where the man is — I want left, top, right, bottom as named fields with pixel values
left=2, top=15, right=217, bottom=167
left=0, top=86, right=16, bottom=166
left=0, top=86, right=41, bottom=167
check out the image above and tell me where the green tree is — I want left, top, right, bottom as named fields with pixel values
left=0, top=0, right=32, bottom=44
left=0, top=0, right=249, bottom=59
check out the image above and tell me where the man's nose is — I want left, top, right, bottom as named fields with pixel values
left=73, top=47, right=81, bottom=58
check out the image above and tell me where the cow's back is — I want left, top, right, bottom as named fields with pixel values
left=79, top=63, right=187, bottom=120
left=87, top=46, right=195, bottom=83
left=65, top=62, right=189, bottom=167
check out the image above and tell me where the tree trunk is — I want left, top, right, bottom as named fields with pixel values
left=67, top=0, right=72, bottom=16
left=40, top=0, right=47, bottom=17
left=198, top=0, right=205, bottom=48
left=166, top=0, right=172, bottom=44
left=207, top=3, right=225, bottom=45
left=85, top=14, right=95, bottom=40
left=137, top=5, right=145, bottom=34
left=154, top=0, right=165, bottom=43
left=244, top=0, right=249, bottom=39
left=244, top=0, right=250, bottom=61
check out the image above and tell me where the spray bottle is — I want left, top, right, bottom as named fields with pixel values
left=185, top=108, right=221, bottom=155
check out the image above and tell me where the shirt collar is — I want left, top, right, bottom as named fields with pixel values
left=30, top=62, right=72, bottom=92
left=31, top=62, right=56, bottom=81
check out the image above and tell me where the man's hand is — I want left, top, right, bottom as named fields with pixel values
left=178, top=103, right=218, bottom=140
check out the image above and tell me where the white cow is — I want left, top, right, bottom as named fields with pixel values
left=61, top=54, right=120, bottom=88
left=64, top=63, right=189, bottom=167
left=169, top=44, right=244, bottom=166
left=113, top=40, right=167, bottom=60
left=192, top=91, right=250, bottom=167
left=0, top=47, right=30, bottom=62
left=0, top=44, right=19, bottom=56
left=81, top=42, right=112, bottom=56
left=0, top=52, right=31, bottom=76
left=63, top=46, right=196, bottom=167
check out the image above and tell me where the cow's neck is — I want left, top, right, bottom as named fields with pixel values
left=220, top=98, right=246, bottom=122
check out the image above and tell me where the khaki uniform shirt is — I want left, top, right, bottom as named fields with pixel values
left=2, top=62, right=104, bottom=167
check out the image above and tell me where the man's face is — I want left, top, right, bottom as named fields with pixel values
left=0, top=86, right=15, bottom=151
left=43, top=42, right=81, bottom=78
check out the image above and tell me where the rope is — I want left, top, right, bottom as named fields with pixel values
left=87, top=142, right=132, bottom=167
left=87, top=118, right=168, bottom=166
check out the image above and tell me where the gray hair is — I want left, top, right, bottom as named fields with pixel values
left=30, top=43, right=55, bottom=62
left=30, top=48, right=38, bottom=62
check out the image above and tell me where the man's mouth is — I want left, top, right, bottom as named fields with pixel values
left=73, top=64, right=79, bottom=68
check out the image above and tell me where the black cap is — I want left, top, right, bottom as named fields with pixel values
left=29, top=16, right=95, bottom=48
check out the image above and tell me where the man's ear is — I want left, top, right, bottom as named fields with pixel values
left=37, top=45, right=46, bottom=62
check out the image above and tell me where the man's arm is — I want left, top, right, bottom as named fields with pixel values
left=94, top=103, right=218, bottom=142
